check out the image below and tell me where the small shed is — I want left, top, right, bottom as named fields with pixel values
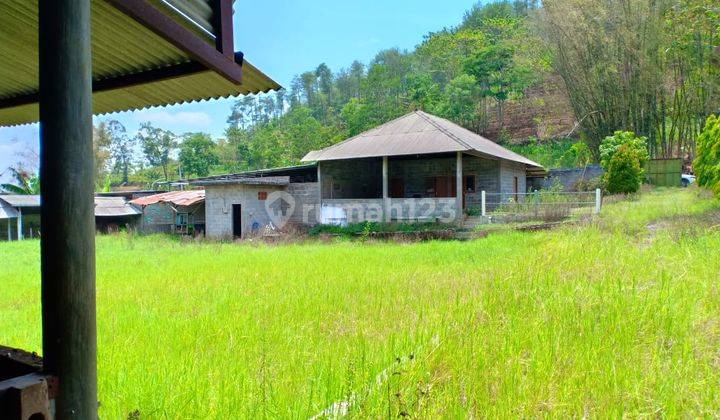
left=131, top=190, right=206, bottom=235
left=0, top=195, right=41, bottom=240
left=191, top=176, right=291, bottom=238
left=94, top=196, right=142, bottom=233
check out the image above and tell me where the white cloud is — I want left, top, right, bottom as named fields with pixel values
left=133, top=110, right=213, bottom=127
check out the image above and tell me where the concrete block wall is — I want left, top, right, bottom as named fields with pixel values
left=463, top=155, right=500, bottom=194
left=387, top=198, right=457, bottom=221
left=205, top=184, right=285, bottom=238
left=388, top=156, right=455, bottom=197
left=321, top=159, right=382, bottom=199
left=321, top=199, right=384, bottom=224
left=287, top=182, right=319, bottom=225
left=499, top=160, right=527, bottom=195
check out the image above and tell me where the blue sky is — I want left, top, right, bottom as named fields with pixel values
left=0, top=0, right=476, bottom=182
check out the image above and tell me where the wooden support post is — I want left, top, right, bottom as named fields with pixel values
left=382, top=156, right=389, bottom=222
left=39, top=0, right=97, bottom=418
left=17, top=208, right=23, bottom=240
left=456, top=152, right=463, bottom=221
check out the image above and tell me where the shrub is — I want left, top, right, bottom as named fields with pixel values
left=605, top=145, right=643, bottom=194
left=693, top=115, right=720, bottom=197
left=599, top=131, right=649, bottom=170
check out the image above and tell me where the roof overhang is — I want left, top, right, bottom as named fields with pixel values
left=0, top=0, right=281, bottom=126
left=191, top=176, right=290, bottom=187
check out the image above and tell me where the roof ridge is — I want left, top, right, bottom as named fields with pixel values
left=415, top=111, right=475, bottom=151
left=305, top=112, right=422, bottom=157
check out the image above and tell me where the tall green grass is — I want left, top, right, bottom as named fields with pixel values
left=1, top=188, right=719, bottom=417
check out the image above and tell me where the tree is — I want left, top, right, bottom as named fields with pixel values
left=599, top=131, right=650, bottom=170
left=693, top=115, right=720, bottom=196
left=93, top=121, right=112, bottom=188
left=136, top=122, right=177, bottom=182
left=1, top=166, right=40, bottom=194
left=605, top=145, right=644, bottom=194
left=179, top=133, right=219, bottom=177
left=106, top=120, right=134, bottom=184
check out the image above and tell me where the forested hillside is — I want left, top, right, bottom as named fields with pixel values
left=85, top=0, right=720, bottom=187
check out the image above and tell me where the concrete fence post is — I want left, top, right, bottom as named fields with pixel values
left=595, top=188, right=602, bottom=214
left=17, top=208, right=23, bottom=240
left=481, top=190, right=486, bottom=217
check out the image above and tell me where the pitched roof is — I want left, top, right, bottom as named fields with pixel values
left=0, top=195, right=41, bottom=208
left=0, top=0, right=280, bottom=127
left=130, top=190, right=205, bottom=207
left=94, top=197, right=142, bottom=217
left=0, top=199, right=19, bottom=219
left=301, top=111, right=543, bottom=169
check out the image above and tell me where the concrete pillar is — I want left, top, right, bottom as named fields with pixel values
left=382, top=156, right=389, bottom=222
left=481, top=190, right=486, bottom=217
left=17, top=208, right=23, bottom=240
left=595, top=188, right=602, bottom=214
left=456, top=151, right=463, bottom=221
left=39, top=0, right=98, bottom=417
left=317, top=162, right=322, bottom=224
left=7, top=218, right=11, bottom=241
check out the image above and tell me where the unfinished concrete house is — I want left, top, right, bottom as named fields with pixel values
left=130, top=190, right=206, bottom=235
left=302, top=111, right=545, bottom=223
left=187, top=111, right=544, bottom=238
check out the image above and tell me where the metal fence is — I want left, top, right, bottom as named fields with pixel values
left=466, top=189, right=602, bottom=223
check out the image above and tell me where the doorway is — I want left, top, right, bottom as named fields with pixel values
left=232, top=204, right=242, bottom=238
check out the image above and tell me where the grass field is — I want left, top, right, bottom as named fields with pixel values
left=2, top=188, right=720, bottom=417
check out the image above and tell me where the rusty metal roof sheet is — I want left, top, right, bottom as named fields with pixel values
left=130, top=190, right=205, bottom=206
left=0, top=0, right=280, bottom=127
left=94, top=197, right=142, bottom=217
left=302, top=111, right=543, bottom=169
left=0, top=195, right=41, bottom=208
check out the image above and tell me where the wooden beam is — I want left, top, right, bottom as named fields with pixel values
left=211, top=0, right=234, bottom=58
left=106, top=0, right=242, bottom=84
left=0, top=54, right=244, bottom=110
left=39, top=0, right=97, bottom=417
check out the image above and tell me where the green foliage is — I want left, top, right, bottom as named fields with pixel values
left=599, top=131, right=649, bottom=170
left=693, top=115, right=720, bottom=196
left=179, top=133, right=219, bottom=177
left=0, top=166, right=39, bottom=194
left=136, top=122, right=177, bottom=182
left=309, top=222, right=445, bottom=237
left=605, top=145, right=643, bottom=194
left=506, top=138, right=579, bottom=168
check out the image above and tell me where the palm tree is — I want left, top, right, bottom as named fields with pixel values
left=1, top=167, right=40, bottom=194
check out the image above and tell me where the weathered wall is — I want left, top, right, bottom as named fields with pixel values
left=530, top=165, right=604, bottom=191
left=387, top=198, right=457, bottom=221
left=287, top=182, right=319, bottom=225
left=205, top=184, right=285, bottom=238
left=320, top=159, right=382, bottom=199
left=139, top=202, right=174, bottom=234
left=388, top=156, right=455, bottom=197
left=463, top=155, right=500, bottom=195
left=321, top=199, right=384, bottom=224
left=500, top=160, right=527, bottom=194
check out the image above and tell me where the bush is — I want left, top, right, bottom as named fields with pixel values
left=599, top=131, right=649, bottom=170
left=605, top=145, right=643, bottom=194
left=694, top=115, right=720, bottom=197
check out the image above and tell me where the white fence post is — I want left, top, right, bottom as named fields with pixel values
left=595, top=188, right=602, bottom=214
left=481, top=190, right=486, bottom=217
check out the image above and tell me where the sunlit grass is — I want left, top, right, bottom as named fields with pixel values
left=1, top=188, right=719, bottom=417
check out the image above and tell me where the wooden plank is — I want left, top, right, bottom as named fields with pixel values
left=39, top=0, right=97, bottom=417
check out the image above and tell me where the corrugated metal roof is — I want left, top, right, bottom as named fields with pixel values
left=0, top=0, right=280, bottom=127
left=191, top=176, right=290, bottom=186
left=0, top=199, right=19, bottom=219
left=302, top=111, right=543, bottom=169
left=94, top=197, right=142, bottom=217
left=0, top=195, right=41, bottom=208
left=131, top=190, right=205, bottom=206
